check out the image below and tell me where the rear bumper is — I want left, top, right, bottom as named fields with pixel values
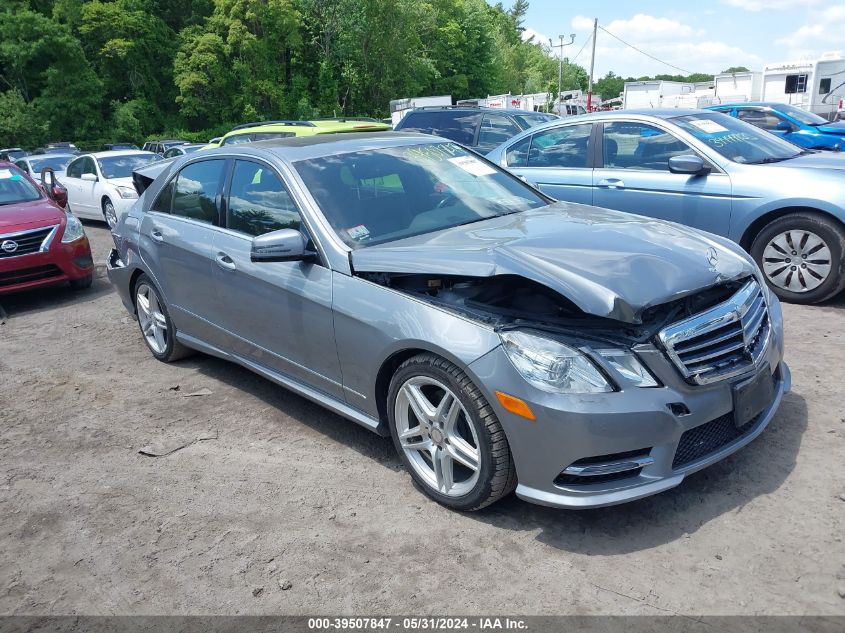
left=0, top=237, right=93, bottom=295
left=106, top=248, right=135, bottom=314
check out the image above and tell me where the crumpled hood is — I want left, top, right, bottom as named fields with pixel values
left=351, top=204, right=755, bottom=323
left=814, top=121, right=845, bottom=136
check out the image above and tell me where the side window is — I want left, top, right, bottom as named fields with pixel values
left=171, top=160, right=225, bottom=224
left=505, top=135, right=532, bottom=167
left=222, top=133, right=252, bottom=146
left=227, top=160, right=301, bottom=237
left=163, top=148, right=178, bottom=158
left=602, top=121, right=693, bottom=170
left=478, top=114, right=521, bottom=148
left=526, top=124, right=592, bottom=168
left=81, top=157, right=96, bottom=175
left=15, top=161, right=29, bottom=173
left=66, top=158, right=83, bottom=178
left=785, top=74, right=808, bottom=94
left=151, top=179, right=174, bottom=213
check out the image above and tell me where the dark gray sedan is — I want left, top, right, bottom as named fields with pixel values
left=107, top=133, right=789, bottom=510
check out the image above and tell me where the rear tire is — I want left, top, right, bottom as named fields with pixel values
left=133, top=274, right=192, bottom=362
left=387, top=353, right=517, bottom=511
left=751, top=212, right=845, bottom=304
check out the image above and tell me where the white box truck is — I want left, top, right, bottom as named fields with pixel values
left=762, top=53, right=845, bottom=119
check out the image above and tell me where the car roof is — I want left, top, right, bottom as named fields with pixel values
left=224, top=120, right=389, bottom=137
left=88, top=150, right=158, bottom=158
left=201, top=131, right=440, bottom=162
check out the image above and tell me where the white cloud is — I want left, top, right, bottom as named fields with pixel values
left=567, top=14, right=760, bottom=79
left=774, top=5, right=845, bottom=59
left=521, top=27, right=551, bottom=47
left=721, top=0, right=819, bottom=11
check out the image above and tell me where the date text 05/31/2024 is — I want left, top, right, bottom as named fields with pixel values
left=307, top=618, right=529, bottom=630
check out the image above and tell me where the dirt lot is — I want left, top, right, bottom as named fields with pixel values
left=0, top=223, right=843, bottom=616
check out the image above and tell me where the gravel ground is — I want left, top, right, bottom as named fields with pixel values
left=0, top=223, right=843, bottom=616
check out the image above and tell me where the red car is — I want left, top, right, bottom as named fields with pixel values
left=0, top=161, right=94, bottom=294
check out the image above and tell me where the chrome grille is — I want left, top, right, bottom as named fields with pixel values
left=658, top=280, right=770, bottom=385
left=0, top=225, right=57, bottom=259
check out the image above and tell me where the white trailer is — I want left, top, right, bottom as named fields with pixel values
left=713, top=71, right=763, bottom=104
left=622, top=81, right=694, bottom=109
left=762, top=53, right=845, bottom=119
left=389, top=95, right=452, bottom=126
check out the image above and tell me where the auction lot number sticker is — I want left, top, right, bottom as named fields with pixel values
left=308, top=617, right=528, bottom=631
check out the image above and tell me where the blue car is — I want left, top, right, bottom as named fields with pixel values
left=486, top=109, right=845, bottom=304
left=707, top=102, right=845, bottom=151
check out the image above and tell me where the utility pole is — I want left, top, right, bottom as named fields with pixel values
left=549, top=34, right=575, bottom=114
left=587, top=18, right=598, bottom=111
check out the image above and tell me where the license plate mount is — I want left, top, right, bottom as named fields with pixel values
left=732, top=366, right=774, bottom=429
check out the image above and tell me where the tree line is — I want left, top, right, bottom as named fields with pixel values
left=1, top=0, right=588, bottom=148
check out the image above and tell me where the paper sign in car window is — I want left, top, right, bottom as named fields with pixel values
left=448, top=156, right=496, bottom=177
left=346, top=224, right=370, bottom=240
left=688, top=119, right=729, bottom=135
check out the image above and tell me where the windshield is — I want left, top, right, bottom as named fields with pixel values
left=0, top=167, right=41, bottom=206
left=295, top=142, right=549, bottom=248
left=183, top=145, right=203, bottom=153
left=97, top=153, right=159, bottom=179
left=672, top=112, right=802, bottom=164
left=29, top=155, right=75, bottom=173
left=511, top=112, right=559, bottom=129
left=775, top=103, right=828, bottom=126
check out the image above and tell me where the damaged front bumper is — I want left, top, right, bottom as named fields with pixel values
left=106, top=248, right=135, bottom=316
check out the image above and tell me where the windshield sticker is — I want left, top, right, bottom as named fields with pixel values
left=346, top=224, right=370, bottom=240
left=447, top=155, right=496, bottom=177
left=688, top=119, right=729, bottom=135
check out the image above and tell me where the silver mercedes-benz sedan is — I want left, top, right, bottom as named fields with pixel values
left=107, top=132, right=790, bottom=510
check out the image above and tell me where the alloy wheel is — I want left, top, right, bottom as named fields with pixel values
left=394, top=376, right=481, bottom=497
left=136, top=283, right=168, bottom=354
left=761, top=229, right=832, bottom=293
left=104, top=200, right=117, bottom=229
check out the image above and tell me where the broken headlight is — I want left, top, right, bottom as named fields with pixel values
left=500, top=330, right=612, bottom=394
left=595, top=349, right=658, bottom=388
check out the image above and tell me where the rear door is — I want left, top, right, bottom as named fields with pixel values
left=210, top=158, right=343, bottom=399
left=139, top=158, right=226, bottom=343
left=501, top=122, right=595, bottom=205
left=592, top=120, right=733, bottom=236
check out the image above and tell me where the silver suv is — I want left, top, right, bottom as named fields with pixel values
left=108, top=133, right=789, bottom=510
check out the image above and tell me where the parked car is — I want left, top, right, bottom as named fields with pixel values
left=62, top=151, right=160, bottom=228
left=103, top=143, right=140, bottom=151
left=32, top=142, right=79, bottom=155
left=0, top=148, right=27, bottom=161
left=707, top=102, right=845, bottom=151
left=487, top=109, right=845, bottom=304
left=14, top=153, right=76, bottom=183
left=142, top=139, right=189, bottom=155
left=107, top=133, right=788, bottom=511
left=162, top=143, right=206, bottom=159
left=206, top=118, right=392, bottom=149
left=0, top=162, right=93, bottom=294
left=394, top=106, right=559, bottom=153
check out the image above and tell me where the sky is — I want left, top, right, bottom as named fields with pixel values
left=502, top=0, right=844, bottom=79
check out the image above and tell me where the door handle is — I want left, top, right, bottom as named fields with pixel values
left=596, top=178, right=624, bottom=189
left=215, top=252, right=236, bottom=271
left=150, top=227, right=165, bottom=243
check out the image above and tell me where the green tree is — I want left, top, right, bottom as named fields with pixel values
left=722, top=66, right=750, bottom=74
left=0, top=90, right=47, bottom=147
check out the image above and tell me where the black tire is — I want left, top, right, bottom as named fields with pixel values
left=751, top=212, right=845, bottom=304
left=387, top=353, right=517, bottom=511
left=69, top=274, right=93, bottom=290
left=102, top=198, right=118, bottom=229
left=132, top=273, right=193, bottom=362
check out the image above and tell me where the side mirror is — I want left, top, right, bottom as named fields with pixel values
left=40, top=168, right=68, bottom=208
left=668, top=154, right=711, bottom=176
left=81, top=172, right=98, bottom=182
left=251, top=229, right=316, bottom=263
left=775, top=121, right=792, bottom=132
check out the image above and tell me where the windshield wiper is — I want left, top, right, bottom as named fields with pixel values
left=748, top=155, right=799, bottom=165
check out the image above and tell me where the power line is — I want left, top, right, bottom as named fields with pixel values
left=597, top=24, right=695, bottom=75
left=570, top=32, right=592, bottom=65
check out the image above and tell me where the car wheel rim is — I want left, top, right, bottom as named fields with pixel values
left=762, top=229, right=832, bottom=293
left=394, top=376, right=481, bottom=497
left=136, top=283, right=168, bottom=354
left=104, top=201, right=117, bottom=229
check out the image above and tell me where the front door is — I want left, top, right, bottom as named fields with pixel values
left=501, top=122, right=595, bottom=205
left=64, top=156, right=98, bottom=218
left=592, top=120, right=733, bottom=237
left=138, top=158, right=226, bottom=344
left=210, top=158, right=343, bottom=400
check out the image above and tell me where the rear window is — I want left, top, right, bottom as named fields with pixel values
left=397, top=111, right=482, bottom=146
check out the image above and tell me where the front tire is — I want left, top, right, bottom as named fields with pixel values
left=387, top=353, right=516, bottom=511
left=103, top=198, right=118, bottom=229
left=751, top=212, right=845, bottom=304
left=133, top=274, right=192, bottom=362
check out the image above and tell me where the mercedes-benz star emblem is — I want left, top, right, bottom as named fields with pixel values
left=706, top=247, right=719, bottom=268
left=1, top=240, right=19, bottom=254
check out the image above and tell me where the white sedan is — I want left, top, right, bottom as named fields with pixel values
left=62, top=151, right=161, bottom=228
left=14, top=153, right=77, bottom=184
